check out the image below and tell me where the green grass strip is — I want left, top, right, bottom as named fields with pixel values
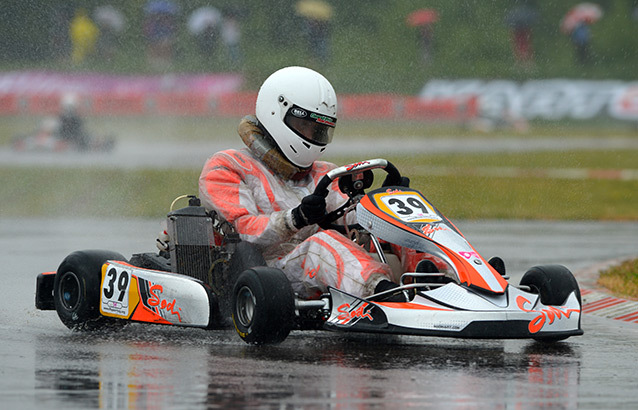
left=598, top=259, right=638, bottom=300
left=3, top=163, right=637, bottom=220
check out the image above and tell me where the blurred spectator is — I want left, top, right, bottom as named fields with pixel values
left=188, top=6, right=222, bottom=58
left=295, top=0, right=333, bottom=66
left=570, top=22, right=591, bottom=64
left=560, top=3, right=602, bottom=65
left=58, top=93, right=88, bottom=150
left=93, top=5, right=126, bottom=61
left=222, top=10, right=243, bottom=67
left=143, top=0, right=179, bottom=68
left=417, top=24, right=434, bottom=65
left=69, top=8, right=99, bottom=64
left=405, top=9, right=439, bottom=65
left=504, top=1, right=539, bottom=66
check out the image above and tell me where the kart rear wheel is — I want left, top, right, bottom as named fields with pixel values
left=54, top=250, right=127, bottom=331
left=232, top=267, right=295, bottom=345
left=520, top=265, right=581, bottom=306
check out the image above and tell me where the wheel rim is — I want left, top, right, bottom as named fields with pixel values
left=236, top=286, right=256, bottom=327
left=59, top=272, right=81, bottom=311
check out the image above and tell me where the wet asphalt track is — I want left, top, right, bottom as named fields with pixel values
left=2, top=217, right=638, bottom=409
left=2, top=135, right=638, bottom=170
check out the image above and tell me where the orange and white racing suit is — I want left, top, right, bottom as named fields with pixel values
left=199, top=148, right=394, bottom=298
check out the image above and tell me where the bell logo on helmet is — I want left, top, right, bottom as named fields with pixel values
left=291, top=108, right=307, bottom=118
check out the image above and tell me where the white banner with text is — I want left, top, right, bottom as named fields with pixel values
left=420, top=79, right=638, bottom=121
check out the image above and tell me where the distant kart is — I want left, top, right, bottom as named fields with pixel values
left=12, top=131, right=115, bottom=153
left=35, top=159, right=583, bottom=344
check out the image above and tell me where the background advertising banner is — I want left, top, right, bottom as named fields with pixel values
left=420, top=79, right=638, bottom=121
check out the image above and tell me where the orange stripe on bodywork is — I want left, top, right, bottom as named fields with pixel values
left=376, top=301, right=453, bottom=310
left=129, top=277, right=172, bottom=325
left=469, top=244, right=509, bottom=290
left=439, top=248, right=497, bottom=291
left=121, top=276, right=141, bottom=320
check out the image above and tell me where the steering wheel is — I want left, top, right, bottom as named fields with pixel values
left=313, top=159, right=403, bottom=232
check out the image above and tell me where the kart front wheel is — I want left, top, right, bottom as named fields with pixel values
left=520, top=264, right=581, bottom=306
left=232, top=267, right=295, bottom=345
left=54, top=250, right=127, bottom=331
left=520, top=265, right=582, bottom=343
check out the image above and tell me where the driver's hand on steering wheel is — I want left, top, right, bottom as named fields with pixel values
left=382, top=174, right=410, bottom=188
left=292, top=194, right=327, bottom=229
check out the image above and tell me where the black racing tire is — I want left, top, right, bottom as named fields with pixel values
left=520, top=265, right=581, bottom=306
left=232, top=267, right=295, bottom=345
left=215, top=241, right=268, bottom=319
left=54, top=250, right=127, bottom=331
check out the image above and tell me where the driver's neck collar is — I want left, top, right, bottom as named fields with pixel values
left=238, top=115, right=312, bottom=181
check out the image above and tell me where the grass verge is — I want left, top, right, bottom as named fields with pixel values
left=1, top=167, right=199, bottom=218
left=598, top=259, right=638, bottom=301
left=3, top=149, right=638, bottom=220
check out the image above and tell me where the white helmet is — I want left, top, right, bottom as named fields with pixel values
left=256, top=66, right=337, bottom=168
left=61, top=93, right=79, bottom=113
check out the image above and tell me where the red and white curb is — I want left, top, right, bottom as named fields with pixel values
left=575, top=258, right=638, bottom=324
left=581, top=289, right=638, bottom=324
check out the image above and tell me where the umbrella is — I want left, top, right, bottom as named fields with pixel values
left=188, top=6, right=222, bottom=35
left=144, top=0, right=179, bottom=15
left=406, top=8, right=439, bottom=27
left=94, top=5, right=126, bottom=33
left=560, top=2, right=603, bottom=33
left=295, top=0, right=334, bottom=21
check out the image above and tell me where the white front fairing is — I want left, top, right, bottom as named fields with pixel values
left=327, top=284, right=582, bottom=338
left=382, top=285, right=581, bottom=334
left=100, top=261, right=212, bottom=327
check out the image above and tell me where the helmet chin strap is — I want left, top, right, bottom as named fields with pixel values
left=238, top=115, right=312, bottom=181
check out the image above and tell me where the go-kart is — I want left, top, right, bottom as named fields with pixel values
left=35, top=159, right=583, bottom=344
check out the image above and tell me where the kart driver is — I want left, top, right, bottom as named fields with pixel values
left=58, top=93, right=89, bottom=150
left=198, top=66, right=403, bottom=300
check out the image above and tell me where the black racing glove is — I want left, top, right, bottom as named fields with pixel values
left=382, top=174, right=410, bottom=188
left=291, top=194, right=327, bottom=229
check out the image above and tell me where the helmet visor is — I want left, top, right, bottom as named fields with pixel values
left=283, top=105, right=336, bottom=146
